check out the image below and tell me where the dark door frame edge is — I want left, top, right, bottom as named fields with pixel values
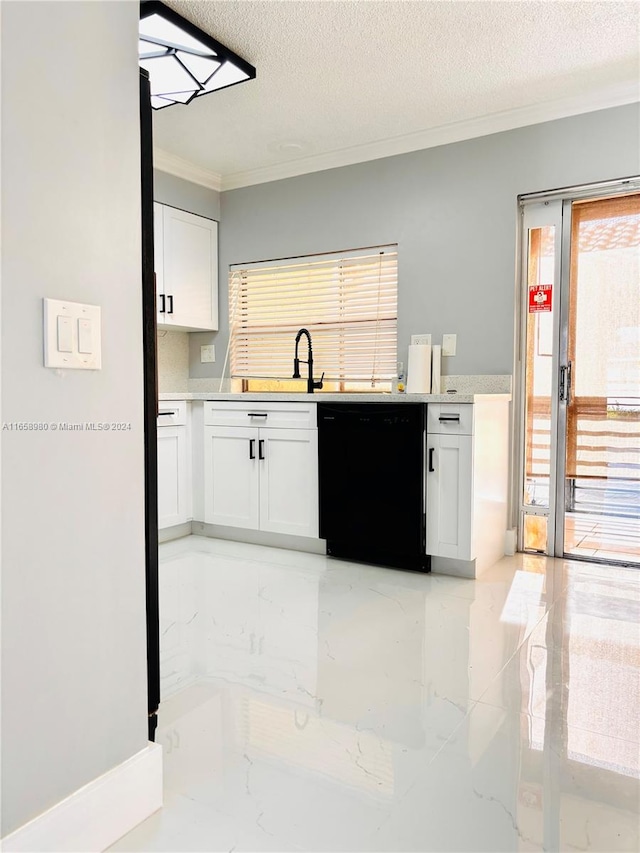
left=139, top=68, right=160, bottom=742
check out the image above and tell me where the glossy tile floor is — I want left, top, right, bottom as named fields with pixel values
left=112, top=536, right=640, bottom=852
left=564, top=512, right=640, bottom=564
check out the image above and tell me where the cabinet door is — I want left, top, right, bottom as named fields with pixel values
left=157, top=426, right=189, bottom=529
left=153, top=202, right=165, bottom=325
left=204, top=426, right=259, bottom=529
left=162, top=207, right=218, bottom=331
left=259, top=428, right=319, bottom=538
left=426, top=433, right=473, bottom=559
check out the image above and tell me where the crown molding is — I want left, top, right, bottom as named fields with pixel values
left=153, top=148, right=222, bottom=192
left=220, top=81, right=639, bottom=191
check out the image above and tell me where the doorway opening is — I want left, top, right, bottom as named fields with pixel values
left=519, top=182, right=640, bottom=566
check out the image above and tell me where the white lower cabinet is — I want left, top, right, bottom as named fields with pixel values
left=204, top=426, right=260, bottom=530
left=426, top=399, right=510, bottom=573
left=204, top=405, right=318, bottom=539
left=158, top=424, right=189, bottom=529
left=258, top=428, right=318, bottom=537
left=426, top=433, right=473, bottom=559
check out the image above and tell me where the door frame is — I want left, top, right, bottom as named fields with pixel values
left=516, top=199, right=564, bottom=555
left=140, top=69, right=160, bottom=741
left=515, top=175, right=640, bottom=558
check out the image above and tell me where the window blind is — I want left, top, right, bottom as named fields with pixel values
left=229, top=247, right=398, bottom=385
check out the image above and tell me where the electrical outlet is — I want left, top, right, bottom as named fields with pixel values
left=200, top=344, right=215, bottom=363
left=411, top=334, right=432, bottom=346
left=442, top=334, right=457, bottom=356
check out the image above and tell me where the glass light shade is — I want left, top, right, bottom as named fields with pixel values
left=139, top=39, right=168, bottom=58
left=197, top=61, right=250, bottom=94
left=140, top=1, right=255, bottom=109
left=140, top=12, right=213, bottom=55
left=176, top=51, right=221, bottom=84
left=140, top=54, right=199, bottom=98
left=161, top=90, right=195, bottom=104
left=151, top=95, right=177, bottom=109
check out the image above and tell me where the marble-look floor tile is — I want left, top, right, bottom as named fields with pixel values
left=110, top=789, right=304, bottom=852
left=474, top=562, right=640, bottom=749
left=111, top=537, right=640, bottom=853
left=370, top=702, right=640, bottom=852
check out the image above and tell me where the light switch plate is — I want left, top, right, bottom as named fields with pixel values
left=78, top=318, right=93, bottom=354
left=57, top=316, right=73, bottom=353
left=44, top=299, right=101, bottom=369
left=200, top=344, right=215, bottom=363
left=411, top=334, right=432, bottom=346
left=442, top=334, right=457, bottom=357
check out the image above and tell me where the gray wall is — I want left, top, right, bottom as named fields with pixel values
left=195, top=103, right=639, bottom=379
left=153, top=169, right=220, bottom=220
left=1, top=1, right=148, bottom=835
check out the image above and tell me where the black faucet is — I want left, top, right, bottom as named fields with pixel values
left=293, top=328, right=324, bottom=393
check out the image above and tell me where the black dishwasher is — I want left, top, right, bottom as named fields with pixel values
left=318, top=403, right=429, bottom=572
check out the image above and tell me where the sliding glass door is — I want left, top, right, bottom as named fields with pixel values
left=520, top=188, right=640, bottom=566
left=520, top=201, right=563, bottom=555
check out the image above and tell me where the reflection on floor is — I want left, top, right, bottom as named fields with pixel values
left=565, top=512, right=640, bottom=564
left=111, top=536, right=640, bottom=852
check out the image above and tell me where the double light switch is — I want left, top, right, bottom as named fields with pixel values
left=44, top=298, right=102, bottom=369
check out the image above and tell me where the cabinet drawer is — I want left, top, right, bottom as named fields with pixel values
left=205, top=401, right=317, bottom=430
left=157, top=401, right=187, bottom=427
left=427, top=403, right=473, bottom=435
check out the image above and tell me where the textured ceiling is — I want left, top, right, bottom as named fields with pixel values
left=153, top=0, right=640, bottom=183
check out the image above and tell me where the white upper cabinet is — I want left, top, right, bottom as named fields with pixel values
left=154, top=203, right=218, bottom=332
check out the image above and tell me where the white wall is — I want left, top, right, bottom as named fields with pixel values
left=1, top=1, right=148, bottom=836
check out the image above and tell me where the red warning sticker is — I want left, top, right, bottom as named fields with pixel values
left=529, top=284, right=552, bottom=313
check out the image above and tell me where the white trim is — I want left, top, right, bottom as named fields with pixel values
left=1, top=743, right=162, bottom=852
left=219, top=80, right=639, bottom=190
left=153, top=148, right=222, bottom=192
left=192, top=521, right=326, bottom=555
left=431, top=556, right=477, bottom=579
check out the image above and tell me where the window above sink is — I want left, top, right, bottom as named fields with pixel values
left=228, top=246, right=398, bottom=393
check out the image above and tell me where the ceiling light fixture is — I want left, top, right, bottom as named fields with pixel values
left=139, top=0, right=256, bottom=110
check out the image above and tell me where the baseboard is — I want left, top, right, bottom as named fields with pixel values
left=158, top=521, right=192, bottom=543
left=1, top=742, right=162, bottom=852
left=504, top=528, right=517, bottom=556
left=430, top=555, right=477, bottom=579
left=191, top=521, right=327, bottom=555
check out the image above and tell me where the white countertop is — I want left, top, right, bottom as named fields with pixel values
left=159, top=391, right=511, bottom=403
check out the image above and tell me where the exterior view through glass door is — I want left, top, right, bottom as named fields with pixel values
left=520, top=187, right=640, bottom=566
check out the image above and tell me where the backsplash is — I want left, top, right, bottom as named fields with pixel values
left=156, top=335, right=512, bottom=398
left=157, top=331, right=189, bottom=392
left=442, top=374, right=512, bottom=394
left=188, top=377, right=233, bottom=392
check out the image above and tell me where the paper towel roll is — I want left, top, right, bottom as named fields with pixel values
left=406, top=344, right=431, bottom=393
left=431, top=345, right=442, bottom=394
